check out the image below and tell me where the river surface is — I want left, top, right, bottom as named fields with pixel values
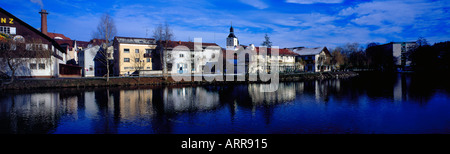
left=1, top=73, right=449, bottom=134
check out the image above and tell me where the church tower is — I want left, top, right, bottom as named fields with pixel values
left=226, top=23, right=239, bottom=47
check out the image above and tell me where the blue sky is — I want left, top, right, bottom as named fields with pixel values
left=1, top=0, right=449, bottom=48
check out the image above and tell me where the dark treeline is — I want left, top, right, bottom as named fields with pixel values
left=410, top=41, right=450, bottom=72
left=330, top=37, right=450, bottom=73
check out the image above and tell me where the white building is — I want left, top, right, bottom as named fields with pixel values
left=78, top=45, right=99, bottom=77
left=378, top=42, right=417, bottom=71
left=163, top=40, right=222, bottom=75
left=0, top=8, right=71, bottom=78
left=223, top=25, right=301, bottom=74
left=291, top=47, right=332, bottom=72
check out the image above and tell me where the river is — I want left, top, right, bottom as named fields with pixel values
left=1, top=73, right=449, bottom=134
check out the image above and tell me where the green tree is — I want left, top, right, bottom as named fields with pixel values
left=261, top=33, right=272, bottom=48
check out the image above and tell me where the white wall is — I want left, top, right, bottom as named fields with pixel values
left=1, top=57, right=55, bottom=77
left=78, top=46, right=99, bottom=77
left=167, top=46, right=221, bottom=75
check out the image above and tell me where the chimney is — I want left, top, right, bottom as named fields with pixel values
left=39, top=9, right=48, bottom=35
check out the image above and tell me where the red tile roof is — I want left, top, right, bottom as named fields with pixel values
left=55, top=39, right=73, bottom=46
left=89, top=39, right=107, bottom=46
left=76, top=40, right=89, bottom=48
left=255, top=47, right=299, bottom=56
left=164, top=41, right=219, bottom=50
left=55, top=40, right=90, bottom=50
left=221, top=47, right=298, bottom=61
left=47, top=32, right=71, bottom=40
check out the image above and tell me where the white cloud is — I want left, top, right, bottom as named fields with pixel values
left=339, top=1, right=417, bottom=26
left=28, top=0, right=448, bottom=49
left=337, top=0, right=450, bottom=43
left=239, top=0, right=269, bottom=9
left=30, top=0, right=43, bottom=8
left=286, top=0, right=344, bottom=4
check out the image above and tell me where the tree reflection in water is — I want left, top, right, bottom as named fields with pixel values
left=0, top=73, right=449, bottom=134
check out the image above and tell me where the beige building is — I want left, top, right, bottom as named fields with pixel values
left=113, top=36, right=157, bottom=76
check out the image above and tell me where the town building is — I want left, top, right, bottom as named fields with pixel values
left=290, top=46, right=332, bottom=72
left=77, top=43, right=113, bottom=77
left=93, top=42, right=114, bottom=77
left=254, top=46, right=300, bottom=73
left=158, top=40, right=221, bottom=75
left=78, top=45, right=98, bottom=77
left=113, top=36, right=156, bottom=76
left=377, top=42, right=417, bottom=71
left=0, top=7, right=79, bottom=78
left=56, top=39, right=89, bottom=65
left=222, top=25, right=301, bottom=74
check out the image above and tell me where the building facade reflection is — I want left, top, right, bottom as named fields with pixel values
left=1, top=73, right=443, bottom=134
left=163, top=87, right=220, bottom=112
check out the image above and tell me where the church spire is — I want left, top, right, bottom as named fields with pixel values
left=227, top=22, right=238, bottom=47
left=228, top=22, right=236, bottom=38
left=230, top=21, right=234, bottom=33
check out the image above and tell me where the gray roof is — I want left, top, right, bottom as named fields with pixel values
left=115, top=36, right=156, bottom=44
left=291, top=47, right=326, bottom=56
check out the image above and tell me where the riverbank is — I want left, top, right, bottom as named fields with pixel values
left=0, top=71, right=358, bottom=90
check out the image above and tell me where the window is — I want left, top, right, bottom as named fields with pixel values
left=30, top=63, right=37, bottom=69
left=145, top=49, right=152, bottom=54
left=124, top=58, right=130, bottom=62
left=135, top=49, right=139, bottom=53
left=124, top=48, right=130, bottom=53
left=0, top=26, right=10, bottom=34
left=10, top=27, right=16, bottom=35
left=135, top=58, right=140, bottom=62
left=147, top=58, right=150, bottom=62
left=180, top=54, right=184, bottom=58
left=38, top=63, right=45, bottom=70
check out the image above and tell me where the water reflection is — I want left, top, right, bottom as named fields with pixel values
left=0, top=93, right=60, bottom=134
left=0, top=73, right=449, bottom=134
left=163, top=87, right=219, bottom=112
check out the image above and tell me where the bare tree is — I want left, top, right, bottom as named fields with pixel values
left=331, top=48, right=346, bottom=71
left=153, top=21, right=174, bottom=79
left=92, top=13, right=117, bottom=82
left=1, top=36, right=52, bottom=84
left=416, top=37, right=429, bottom=47
left=132, top=51, right=147, bottom=83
